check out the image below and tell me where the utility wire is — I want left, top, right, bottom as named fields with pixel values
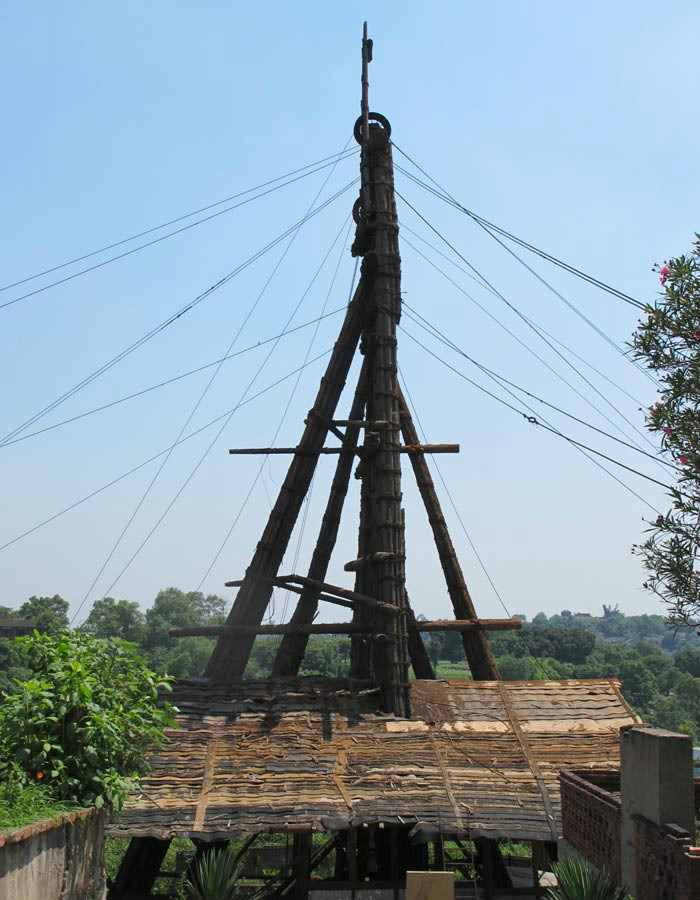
left=400, top=325, right=667, bottom=501
left=0, top=149, right=357, bottom=295
left=1, top=178, right=358, bottom=447
left=396, top=194, right=660, bottom=459
left=79, top=144, right=354, bottom=614
left=402, top=222, right=645, bottom=408
left=0, top=349, right=332, bottom=555
left=90, top=215, right=353, bottom=610
left=393, top=153, right=658, bottom=388
left=398, top=367, right=555, bottom=682
left=401, top=233, right=666, bottom=484
left=391, top=142, right=645, bottom=311
left=0, top=308, right=345, bottom=448
left=402, top=302, right=675, bottom=472
left=0, top=151, right=357, bottom=311
left=196, top=228, right=358, bottom=592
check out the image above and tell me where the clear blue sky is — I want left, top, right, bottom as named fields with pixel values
left=1, top=1, right=698, bottom=625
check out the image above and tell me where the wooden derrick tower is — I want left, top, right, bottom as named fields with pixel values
left=205, top=24, right=503, bottom=701
left=111, top=25, right=527, bottom=900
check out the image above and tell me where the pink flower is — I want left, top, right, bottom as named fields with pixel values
left=660, top=266, right=670, bottom=276
left=664, top=426, right=672, bottom=436
left=660, top=276, right=667, bottom=285
left=680, top=455, right=688, bottom=465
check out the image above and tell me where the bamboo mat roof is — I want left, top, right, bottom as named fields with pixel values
left=111, top=676, right=640, bottom=843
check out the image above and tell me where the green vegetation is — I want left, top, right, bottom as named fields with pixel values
left=0, top=779, right=72, bottom=831
left=2, top=593, right=699, bottom=747
left=547, top=855, right=627, bottom=900
left=0, top=631, right=175, bottom=813
left=186, top=849, right=240, bottom=900
left=631, top=238, right=700, bottom=630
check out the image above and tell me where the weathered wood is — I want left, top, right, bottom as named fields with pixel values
left=278, top=574, right=400, bottom=614
left=110, top=836, right=171, bottom=898
left=273, top=357, right=370, bottom=677
left=344, top=550, right=399, bottom=571
left=170, top=623, right=389, bottom=637
left=398, top=386, right=501, bottom=681
left=227, top=443, right=458, bottom=455
left=227, top=579, right=356, bottom=612
left=173, top=618, right=516, bottom=638
left=350, top=116, right=409, bottom=717
left=415, top=618, right=523, bottom=632
left=205, top=267, right=370, bottom=682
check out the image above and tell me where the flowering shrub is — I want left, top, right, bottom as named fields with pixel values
left=631, top=236, right=700, bottom=629
left=0, top=631, right=176, bottom=813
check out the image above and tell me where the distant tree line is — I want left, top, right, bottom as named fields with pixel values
left=1, top=593, right=698, bottom=741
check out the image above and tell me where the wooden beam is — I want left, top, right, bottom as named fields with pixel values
left=169, top=623, right=390, bottom=638
left=225, top=572, right=400, bottom=615
left=205, top=271, right=368, bottom=682
left=278, top=574, right=401, bottom=615
left=415, top=618, right=522, bottom=632
left=228, top=444, right=459, bottom=455
left=398, top=386, right=501, bottom=681
left=273, top=359, right=370, bottom=677
left=344, top=550, right=400, bottom=572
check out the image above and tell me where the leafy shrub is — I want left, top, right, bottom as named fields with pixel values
left=186, top=849, right=240, bottom=900
left=0, top=631, right=175, bottom=812
left=0, top=772, right=72, bottom=830
left=547, top=855, right=626, bottom=900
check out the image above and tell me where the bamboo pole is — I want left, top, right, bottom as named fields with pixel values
left=272, top=356, right=370, bottom=677
left=205, top=274, right=369, bottom=682
left=397, top=386, right=501, bottom=681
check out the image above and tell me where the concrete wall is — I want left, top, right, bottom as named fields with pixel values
left=0, top=808, right=105, bottom=900
left=620, top=726, right=695, bottom=897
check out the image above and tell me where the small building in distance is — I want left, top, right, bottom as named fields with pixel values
left=0, top=619, right=37, bottom=639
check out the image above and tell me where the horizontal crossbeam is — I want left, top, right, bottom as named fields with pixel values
left=228, top=444, right=459, bottom=455
left=168, top=618, right=521, bottom=638
left=225, top=573, right=401, bottom=615
left=168, top=623, right=390, bottom=638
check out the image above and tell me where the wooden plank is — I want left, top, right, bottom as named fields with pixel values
left=415, top=619, right=522, bottom=633
left=278, top=574, right=401, bottom=615
left=169, top=624, right=389, bottom=638
left=228, top=444, right=459, bottom=455
left=398, top=387, right=500, bottom=681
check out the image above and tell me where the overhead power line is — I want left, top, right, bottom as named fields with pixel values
left=0, top=308, right=345, bottom=448
left=395, top=190, right=661, bottom=460
left=401, top=222, right=645, bottom=408
left=400, top=325, right=669, bottom=498
left=82, top=207, right=353, bottom=611
left=391, top=142, right=646, bottom=311
left=0, top=349, right=332, bottom=555
left=0, top=149, right=357, bottom=310
left=402, top=302, right=675, bottom=472
left=1, top=178, right=358, bottom=448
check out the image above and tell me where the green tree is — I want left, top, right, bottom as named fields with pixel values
left=674, top=648, right=700, bottom=677
left=631, top=238, right=700, bottom=628
left=81, top=597, right=145, bottom=643
left=0, top=631, right=174, bottom=812
left=18, top=595, right=69, bottom=632
left=144, top=588, right=226, bottom=650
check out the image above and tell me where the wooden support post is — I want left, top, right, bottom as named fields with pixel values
left=349, top=109, right=409, bottom=717
left=293, top=833, right=312, bottom=899
left=347, top=827, right=358, bottom=883
left=273, top=357, right=370, bottom=676
left=205, top=270, right=369, bottom=682
left=110, top=836, right=171, bottom=899
left=397, top=386, right=500, bottom=681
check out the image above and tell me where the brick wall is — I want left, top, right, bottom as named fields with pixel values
left=635, top=816, right=700, bottom=900
left=559, top=769, right=621, bottom=878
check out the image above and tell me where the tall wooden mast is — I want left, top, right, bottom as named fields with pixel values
left=205, top=23, right=503, bottom=708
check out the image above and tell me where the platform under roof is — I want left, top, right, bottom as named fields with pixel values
left=111, top=676, right=640, bottom=843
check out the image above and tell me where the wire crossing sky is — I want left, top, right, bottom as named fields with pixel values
left=1, top=1, right=698, bottom=623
